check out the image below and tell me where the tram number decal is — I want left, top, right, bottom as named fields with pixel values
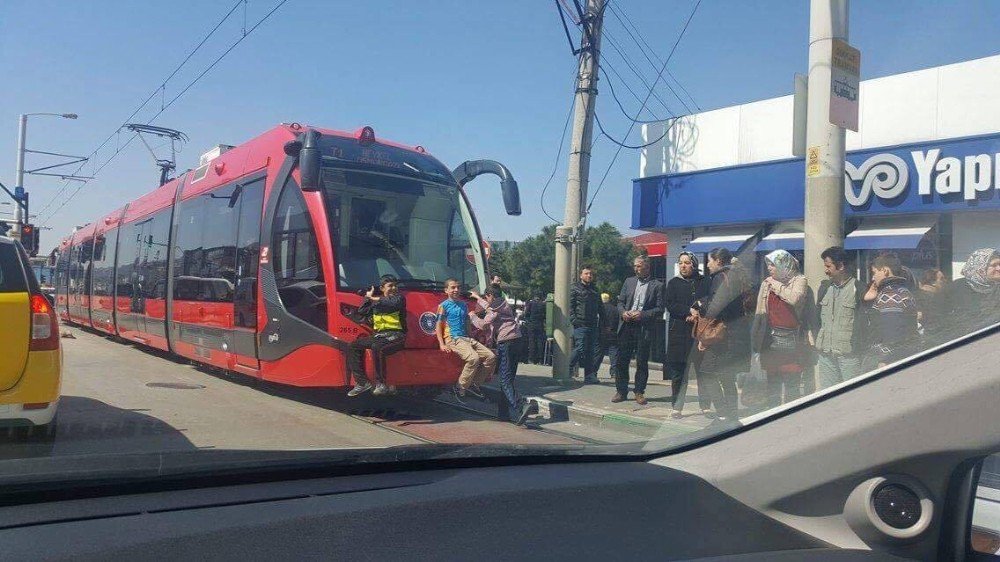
left=339, top=325, right=359, bottom=335
left=260, top=246, right=270, bottom=264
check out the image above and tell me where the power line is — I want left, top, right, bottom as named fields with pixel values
left=540, top=74, right=581, bottom=224
left=36, top=0, right=247, bottom=219
left=586, top=0, right=701, bottom=213
left=609, top=3, right=701, bottom=111
left=606, top=6, right=693, bottom=115
left=594, top=111, right=677, bottom=149
left=602, top=30, right=675, bottom=117
left=42, top=0, right=290, bottom=225
left=602, top=60, right=663, bottom=124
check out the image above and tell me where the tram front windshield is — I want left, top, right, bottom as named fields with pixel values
left=320, top=166, right=485, bottom=292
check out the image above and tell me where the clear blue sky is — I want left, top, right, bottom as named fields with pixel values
left=2, top=0, right=999, bottom=254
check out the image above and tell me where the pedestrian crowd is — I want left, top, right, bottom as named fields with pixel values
left=341, top=246, right=1000, bottom=429
left=651, top=245, right=1000, bottom=425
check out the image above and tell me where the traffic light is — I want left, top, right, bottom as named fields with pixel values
left=20, top=223, right=39, bottom=257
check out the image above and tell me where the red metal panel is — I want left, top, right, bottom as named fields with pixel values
left=261, top=344, right=347, bottom=387
left=120, top=179, right=179, bottom=226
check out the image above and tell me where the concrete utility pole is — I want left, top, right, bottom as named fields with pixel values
left=553, top=0, right=603, bottom=381
left=803, top=0, right=849, bottom=290
left=12, top=115, right=27, bottom=241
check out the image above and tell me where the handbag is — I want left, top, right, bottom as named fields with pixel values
left=693, top=315, right=727, bottom=347
left=768, top=326, right=800, bottom=351
left=740, top=353, right=768, bottom=408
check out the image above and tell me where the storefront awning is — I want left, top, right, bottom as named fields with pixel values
left=683, top=232, right=756, bottom=254
left=844, top=225, right=933, bottom=250
left=755, top=231, right=804, bottom=252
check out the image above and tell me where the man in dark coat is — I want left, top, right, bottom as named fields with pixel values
left=523, top=295, right=546, bottom=364
left=568, top=265, right=603, bottom=383
left=614, top=256, right=665, bottom=405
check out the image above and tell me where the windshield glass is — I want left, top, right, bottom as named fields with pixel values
left=321, top=166, right=484, bottom=291
left=3, top=1, right=1000, bottom=495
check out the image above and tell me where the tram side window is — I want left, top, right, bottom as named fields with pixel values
left=139, top=210, right=171, bottom=300
left=90, top=233, right=117, bottom=298
left=200, top=184, right=238, bottom=297
left=54, top=246, right=69, bottom=297
left=116, top=222, right=142, bottom=298
left=76, top=238, right=94, bottom=295
left=173, top=186, right=238, bottom=303
left=67, top=244, right=80, bottom=293
left=272, top=184, right=325, bottom=330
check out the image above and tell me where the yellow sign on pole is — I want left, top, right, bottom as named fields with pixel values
left=807, top=146, right=821, bottom=177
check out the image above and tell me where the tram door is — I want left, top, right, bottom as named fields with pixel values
left=232, top=177, right=264, bottom=369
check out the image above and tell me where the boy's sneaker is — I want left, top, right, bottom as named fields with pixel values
left=452, top=384, right=467, bottom=404
left=466, top=384, right=485, bottom=399
left=347, top=381, right=374, bottom=397
left=372, top=383, right=390, bottom=396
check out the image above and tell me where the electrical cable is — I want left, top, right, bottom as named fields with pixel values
left=540, top=80, right=578, bottom=224
left=585, top=0, right=701, bottom=213
left=36, top=0, right=247, bottom=218
left=602, top=30, right=675, bottom=117
left=41, top=0, right=289, bottom=225
left=609, top=3, right=701, bottom=111
left=602, top=60, right=663, bottom=124
left=607, top=6, right=693, bottom=114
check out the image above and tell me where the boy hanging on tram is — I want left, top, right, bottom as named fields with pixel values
left=436, top=278, right=497, bottom=403
left=347, top=275, right=407, bottom=397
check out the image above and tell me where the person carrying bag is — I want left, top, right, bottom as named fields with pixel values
left=750, top=250, right=811, bottom=408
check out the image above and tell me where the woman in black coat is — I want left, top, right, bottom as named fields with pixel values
left=664, top=252, right=708, bottom=418
left=939, top=248, right=1000, bottom=342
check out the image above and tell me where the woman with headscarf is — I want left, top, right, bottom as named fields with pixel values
left=664, top=252, right=708, bottom=418
left=751, top=250, right=810, bottom=407
left=941, top=248, right=1000, bottom=340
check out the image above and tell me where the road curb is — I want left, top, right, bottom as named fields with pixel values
left=529, top=396, right=668, bottom=439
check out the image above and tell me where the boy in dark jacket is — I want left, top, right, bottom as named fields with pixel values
left=347, top=275, right=407, bottom=397
left=863, top=254, right=918, bottom=369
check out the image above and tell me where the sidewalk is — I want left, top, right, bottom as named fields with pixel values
left=438, top=359, right=721, bottom=444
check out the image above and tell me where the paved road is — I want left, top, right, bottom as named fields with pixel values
left=0, top=328, right=577, bottom=461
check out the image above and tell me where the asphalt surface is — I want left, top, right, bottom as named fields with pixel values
left=0, top=327, right=578, bottom=461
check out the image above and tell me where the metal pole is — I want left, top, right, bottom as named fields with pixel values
left=553, top=0, right=603, bottom=380
left=12, top=114, right=27, bottom=241
left=803, top=0, right=849, bottom=291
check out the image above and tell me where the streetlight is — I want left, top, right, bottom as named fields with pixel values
left=13, top=112, right=79, bottom=235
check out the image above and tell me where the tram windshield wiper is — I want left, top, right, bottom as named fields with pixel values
left=395, top=278, right=445, bottom=289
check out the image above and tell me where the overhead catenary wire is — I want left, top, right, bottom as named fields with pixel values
left=586, top=0, right=702, bottom=213
left=35, top=0, right=248, bottom=219
left=41, top=0, right=290, bottom=225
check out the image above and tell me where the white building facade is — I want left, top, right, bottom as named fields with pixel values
left=633, top=54, right=1000, bottom=279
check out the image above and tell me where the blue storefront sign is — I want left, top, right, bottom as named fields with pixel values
left=633, top=133, right=1000, bottom=230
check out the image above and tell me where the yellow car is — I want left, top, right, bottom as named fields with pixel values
left=0, top=236, right=61, bottom=438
